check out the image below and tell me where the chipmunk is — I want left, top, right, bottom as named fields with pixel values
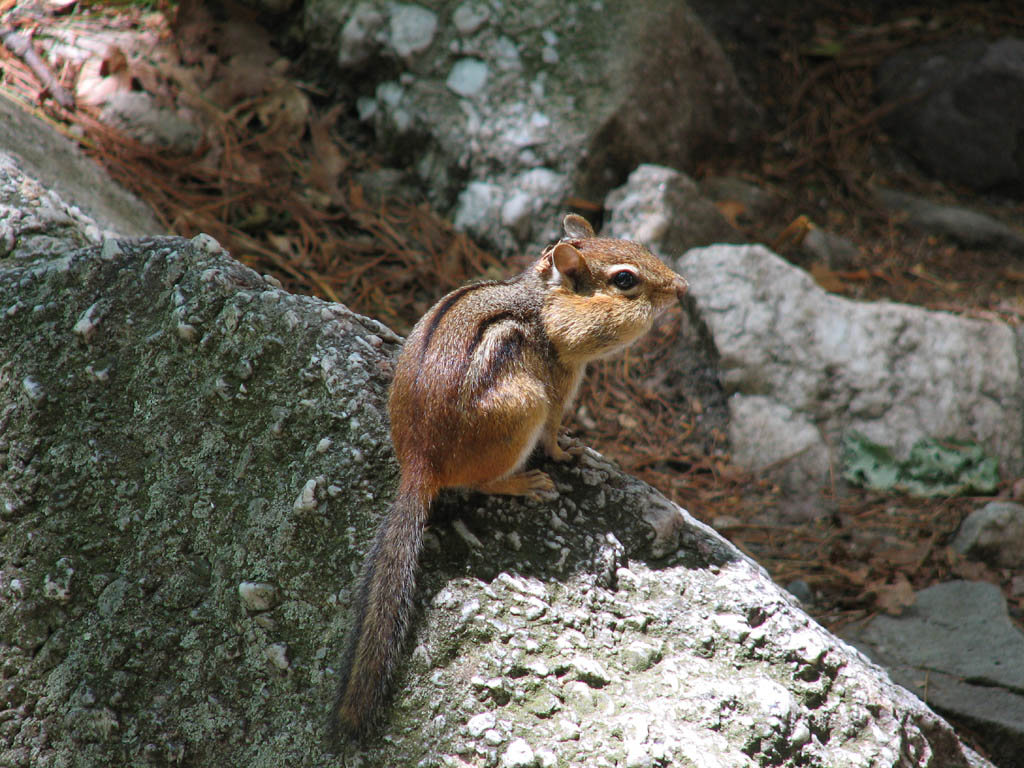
left=330, top=214, right=687, bottom=739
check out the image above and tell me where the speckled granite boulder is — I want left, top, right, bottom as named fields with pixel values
left=0, top=156, right=992, bottom=767
left=303, top=0, right=757, bottom=255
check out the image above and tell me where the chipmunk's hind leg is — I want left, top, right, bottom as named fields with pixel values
left=441, top=364, right=553, bottom=495
left=475, top=468, right=555, bottom=499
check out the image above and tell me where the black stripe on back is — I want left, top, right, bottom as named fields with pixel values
left=466, top=312, right=526, bottom=397
left=466, top=310, right=515, bottom=360
left=479, top=328, right=525, bottom=395
left=420, top=282, right=494, bottom=355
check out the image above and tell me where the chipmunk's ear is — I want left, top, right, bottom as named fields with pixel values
left=551, top=242, right=592, bottom=288
left=562, top=213, right=595, bottom=240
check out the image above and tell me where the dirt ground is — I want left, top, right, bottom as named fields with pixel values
left=2, top=0, right=1022, bottom=641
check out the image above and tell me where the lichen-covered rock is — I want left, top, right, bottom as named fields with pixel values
left=315, top=0, right=757, bottom=255
left=0, top=158, right=992, bottom=767
left=676, top=244, right=1024, bottom=491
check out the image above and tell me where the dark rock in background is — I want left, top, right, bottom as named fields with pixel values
left=844, top=581, right=1024, bottom=768
left=877, top=37, right=1024, bottom=196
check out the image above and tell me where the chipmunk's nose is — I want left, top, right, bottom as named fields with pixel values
left=674, top=275, right=689, bottom=299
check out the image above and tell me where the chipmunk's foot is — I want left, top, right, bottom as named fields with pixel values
left=548, top=433, right=585, bottom=462
left=477, top=469, right=556, bottom=501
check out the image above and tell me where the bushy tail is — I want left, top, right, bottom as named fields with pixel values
left=330, top=486, right=430, bottom=740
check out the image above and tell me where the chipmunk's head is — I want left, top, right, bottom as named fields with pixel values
left=538, top=214, right=688, bottom=361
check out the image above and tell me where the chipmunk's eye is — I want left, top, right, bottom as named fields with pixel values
left=611, top=270, right=639, bottom=290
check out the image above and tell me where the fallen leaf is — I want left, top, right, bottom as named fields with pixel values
left=254, top=83, right=310, bottom=146
left=770, top=215, right=812, bottom=252
left=951, top=559, right=997, bottom=583
left=836, top=268, right=872, bottom=282
left=714, top=199, right=747, bottom=228
left=99, top=46, right=128, bottom=77
left=829, top=563, right=870, bottom=586
left=617, top=412, right=640, bottom=430
left=871, top=573, right=915, bottom=616
left=810, top=262, right=846, bottom=293
left=76, top=56, right=133, bottom=107
left=308, top=104, right=346, bottom=196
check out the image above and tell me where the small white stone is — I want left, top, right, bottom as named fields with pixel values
left=624, top=742, right=653, bottom=768
left=453, top=2, right=489, bottom=34
left=485, top=728, right=505, bottom=746
left=446, top=58, right=489, bottom=97
left=376, top=81, right=404, bottom=107
left=492, top=37, right=522, bottom=71
left=454, top=181, right=504, bottom=233
left=265, top=642, right=290, bottom=671
left=501, top=192, right=533, bottom=235
left=22, top=376, right=44, bottom=402
left=356, top=97, right=378, bottom=121
left=460, top=598, right=481, bottom=622
left=316, top=437, right=333, bottom=454
left=176, top=322, right=198, bottom=343
left=524, top=658, right=549, bottom=676
left=389, top=4, right=437, bottom=57
left=85, top=364, right=110, bottom=383
left=293, top=478, right=318, bottom=512
left=554, top=717, right=580, bottom=741
left=791, top=720, right=811, bottom=746
left=466, top=711, right=496, bottom=738
left=190, top=233, right=222, bottom=254
left=786, top=628, right=828, bottom=666
left=712, top=612, right=750, bottom=642
left=452, top=519, right=482, bottom=549
left=621, top=640, right=660, bottom=672
left=500, top=737, right=533, bottom=766
left=536, top=747, right=557, bottom=768
left=568, top=656, right=610, bottom=687
left=238, top=581, right=278, bottom=611
left=338, top=2, right=385, bottom=67
left=100, top=237, right=122, bottom=260
left=523, top=598, right=547, bottom=621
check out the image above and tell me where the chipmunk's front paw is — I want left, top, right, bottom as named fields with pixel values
left=476, top=469, right=556, bottom=501
left=549, top=434, right=585, bottom=462
left=519, top=469, right=557, bottom=501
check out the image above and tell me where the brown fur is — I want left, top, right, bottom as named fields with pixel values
left=330, top=215, right=687, bottom=739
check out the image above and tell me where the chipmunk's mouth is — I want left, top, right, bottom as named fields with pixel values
left=673, top=275, right=689, bottom=300
left=654, top=276, right=688, bottom=313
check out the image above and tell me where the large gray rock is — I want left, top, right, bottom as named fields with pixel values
left=953, top=501, right=1024, bottom=569
left=0, top=97, right=161, bottom=238
left=876, top=187, right=1024, bottom=255
left=0, top=156, right=991, bottom=768
left=312, top=0, right=757, bottom=255
left=844, top=581, right=1024, bottom=768
left=604, top=165, right=744, bottom=253
left=676, top=244, right=1024, bottom=491
left=877, top=37, right=1024, bottom=195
